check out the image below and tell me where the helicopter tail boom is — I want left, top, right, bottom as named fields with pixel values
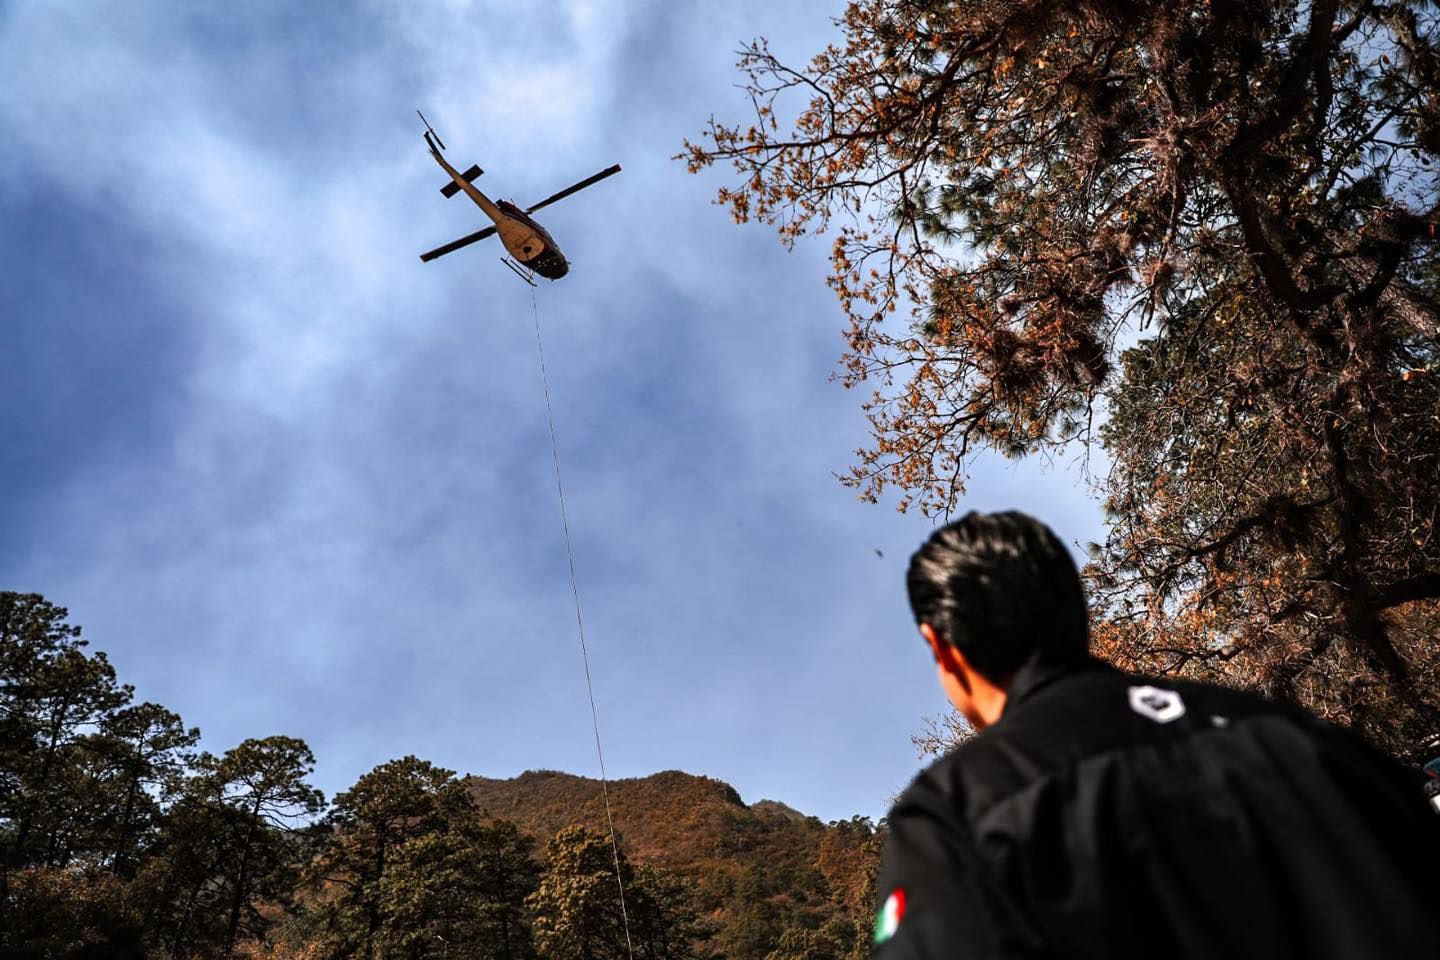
left=425, top=138, right=506, bottom=225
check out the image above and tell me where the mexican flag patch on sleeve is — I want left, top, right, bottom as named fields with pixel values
left=873, top=888, right=906, bottom=945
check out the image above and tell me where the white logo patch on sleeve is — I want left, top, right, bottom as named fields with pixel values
left=1128, top=685, right=1186, bottom=723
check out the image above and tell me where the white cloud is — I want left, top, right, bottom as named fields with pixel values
left=1, top=0, right=1107, bottom=821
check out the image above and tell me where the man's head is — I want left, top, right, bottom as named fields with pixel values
left=907, top=511, right=1089, bottom=723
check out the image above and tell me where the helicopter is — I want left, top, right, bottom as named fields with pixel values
left=417, top=111, right=620, bottom=283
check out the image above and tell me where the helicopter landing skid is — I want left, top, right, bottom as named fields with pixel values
left=501, top=257, right=538, bottom=287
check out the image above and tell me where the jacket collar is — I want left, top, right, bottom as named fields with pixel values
left=1002, top=654, right=1111, bottom=716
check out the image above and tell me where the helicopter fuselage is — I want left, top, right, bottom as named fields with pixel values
left=494, top=201, right=568, bottom=279
left=426, top=135, right=570, bottom=279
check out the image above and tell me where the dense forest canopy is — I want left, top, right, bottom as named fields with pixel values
left=0, top=593, right=879, bottom=959
left=684, top=0, right=1440, bottom=757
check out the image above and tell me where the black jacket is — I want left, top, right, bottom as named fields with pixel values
left=873, top=659, right=1440, bottom=959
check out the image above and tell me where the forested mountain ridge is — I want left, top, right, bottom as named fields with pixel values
left=466, top=770, right=883, bottom=960
left=469, top=769, right=814, bottom=865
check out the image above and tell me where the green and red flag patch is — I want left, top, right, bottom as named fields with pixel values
left=873, top=888, right=906, bottom=945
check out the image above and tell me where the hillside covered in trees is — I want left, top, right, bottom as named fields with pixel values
left=467, top=771, right=882, bottom=960
left=1, top=592, right=880, bottom=959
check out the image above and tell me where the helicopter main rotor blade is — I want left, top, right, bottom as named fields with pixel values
left=419, top=224, right=498, bottom=262
left=525, top=163, right=621, bottom=215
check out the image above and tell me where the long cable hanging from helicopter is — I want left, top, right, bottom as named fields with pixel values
left=416, top=111, right=633, bottom=956
left=527, top=285, right=634, bottom=960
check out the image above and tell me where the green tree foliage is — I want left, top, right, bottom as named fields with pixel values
left=528, top=825, right=635, bottom=960
left=714, top=863, right=786, bottom=960
left=141, top=787, right=236, bottom=958
left=759, top=819, right=885, bottom=960
left=2, top=593, right=201, bottom=954
left=2, top=596, right=883, bottom=959
left=528, top=825, right=706, bottom=960
left=763, top=921, right=855, bottom=960
left=377, top=816, right=540, bottom=960
left=208, top=736, right=327, bottom=953
left=469, top=772, right=887, bottom=960
left=142, top=737, right=325, bottom=957
left=628, top=863, right=709, bottom=960
left=1, top=593, right=130, bottom=873
left=304, top=756, right=486, bottom=960
left=3, top=863, right=146, bottom=960
left=98, top=702, right=199, bottom=876
left=1, top=592, right=328, bottom=959
left=686, top=1, right=1440, bottom=754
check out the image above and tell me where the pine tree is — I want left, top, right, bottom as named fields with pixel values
left=378, top=815, right=539, bottom=960
left=94, top=702, right=198, bottom=877
left=628, top=863, right=707, bottom=960
left=1, top=594, right=129, bottom=872
left=304, top=756, right=475, bottom=960
left=145, top=736, right=324, bottom=957
left=528, top=825, right=707, bottom=960
left=528, top=825, right=636, bottom=960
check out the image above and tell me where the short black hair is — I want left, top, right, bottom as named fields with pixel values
left=906, top=511, right=1090, bottom=681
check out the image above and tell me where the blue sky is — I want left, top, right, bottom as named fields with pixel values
left=0, top=1, right=1104, bottom=822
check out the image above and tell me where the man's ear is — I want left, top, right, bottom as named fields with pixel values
left=919, top=622, right=944, bottom=660
left=919, top=623, right=972, bottom=693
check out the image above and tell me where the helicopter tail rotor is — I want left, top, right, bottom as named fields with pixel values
left=417, top=109, right=446, bottom=151
left=440, top=164, right=484, bottom=198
